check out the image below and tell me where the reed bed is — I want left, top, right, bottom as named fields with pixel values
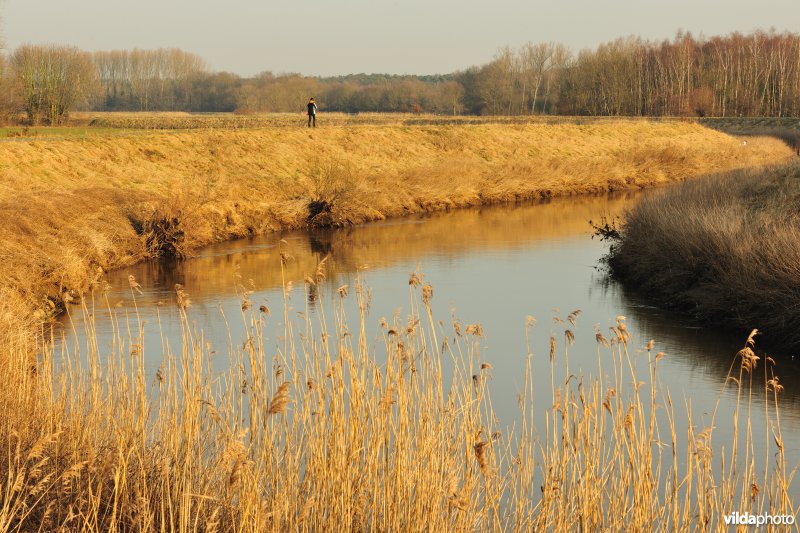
left=0, top=267, right=795, bottom=530
left=606, top=160, right=800, bottom=349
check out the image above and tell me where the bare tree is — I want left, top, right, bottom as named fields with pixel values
left=439, top=81, right=464, bottom=115
left=0, top=2, right=15, bottom=121
left=93, top=48, right=205, bottom=111
left=519, top=42, right=557, bottom=113
left=6, top=28, right=800, bottom=119
left=12, top=45, right=97, bottom=125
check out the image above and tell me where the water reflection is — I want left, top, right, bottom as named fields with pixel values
left=59, top=191, right=800, bottom=486
left=613, top=279, right=800, bottom=408
left=95, top=192, right=638, bottom=311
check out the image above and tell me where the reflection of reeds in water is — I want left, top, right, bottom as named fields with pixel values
left=1, top=269, right=796, bottom=530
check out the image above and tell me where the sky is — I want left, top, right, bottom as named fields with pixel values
left=3, top=0, right=798, bottom=77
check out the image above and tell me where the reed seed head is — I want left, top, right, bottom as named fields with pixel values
left=128, top=275, right=143, bottom=295
left=175, top=283, right=191, bottom=310
left=422, top=283, right=433, bottom=305
left=595, top=331, right=610, bottom=348
left=268, top=382, right=291, bottom=415
left=737, top=347, right=760, bottom=374
left=465, top=324, right=483, bottom=337
left=768, top=377, right=784, bottom=394
left=473, top=432, right=491, bottom=475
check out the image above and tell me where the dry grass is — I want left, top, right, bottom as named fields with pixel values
left=75, top=112, right=800, bottom=134
left=0, top=272, right=795, bottom=530
left=0, top=119, right=793, bottom=329
left=74, top=112, right=713, bottom=130
left=606, top=160, right=800, bottom=349
left=0, top=119, right=795, bottom=528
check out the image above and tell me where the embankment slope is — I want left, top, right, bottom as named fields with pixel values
left=607, top=160, right=800, bottom=348
left=0, top=121, right=793, bottom=325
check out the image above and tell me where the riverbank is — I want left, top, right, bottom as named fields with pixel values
left=606, top=160, right=800, bottom=349
left=0, top=120, right=793, bottom=330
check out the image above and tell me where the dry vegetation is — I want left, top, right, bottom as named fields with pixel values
left=0, top=120, right=793, bottom=330
left=78, top=111, right=559, bottom=129
left=700, top=117, right=800, bottom=155
left=0, top=119, right=796, bottom=529
left=606, top=160, right=800, bottom=349
left=1, top=273, right=795, bottom=530
left=80, top=112, right=800, bottom=132
left=699, top=116, right=800, bottom=133
left=76, top=112, right=714, bottom=130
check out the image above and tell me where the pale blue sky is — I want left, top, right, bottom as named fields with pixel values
left=3, top=0, right=797, bottom=76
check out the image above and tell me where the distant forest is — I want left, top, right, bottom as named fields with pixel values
left=2, top=30, right=800, bottom=124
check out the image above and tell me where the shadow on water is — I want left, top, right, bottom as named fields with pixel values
left=597, top=274, right=800, bottom=408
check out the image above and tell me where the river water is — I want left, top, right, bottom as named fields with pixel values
left=57, top=191, right=800, bottom=498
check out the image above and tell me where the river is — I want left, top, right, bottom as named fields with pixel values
left=56, top=190, right=800, bottom=499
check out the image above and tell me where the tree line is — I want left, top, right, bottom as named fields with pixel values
left=1, top=29, right=799, bottom=124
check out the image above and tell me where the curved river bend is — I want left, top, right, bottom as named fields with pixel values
left=57, top=191, right=800, bottom=497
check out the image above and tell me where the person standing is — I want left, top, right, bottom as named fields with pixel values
left=307, top=97, right=318, bottom=128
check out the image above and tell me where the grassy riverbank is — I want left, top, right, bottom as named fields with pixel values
left=606, top=160, right=800, bottom=348
left=0, top=120, right=793, bottom=330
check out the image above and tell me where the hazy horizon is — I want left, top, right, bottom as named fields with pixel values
left=4, top=0, right=799, bottom=77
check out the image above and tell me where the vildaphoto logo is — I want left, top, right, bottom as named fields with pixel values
left=724, top=512, right=795, bottom=526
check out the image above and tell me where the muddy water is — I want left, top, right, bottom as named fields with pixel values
left=57, top=191, right=800, bottom=494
